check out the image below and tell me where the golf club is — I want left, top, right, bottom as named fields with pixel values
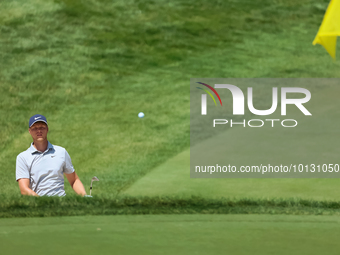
left=90, top=176, right=99, bottom=196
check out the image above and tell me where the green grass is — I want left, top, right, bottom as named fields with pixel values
left=2, top=214, right=340, bottom=255
left=125, top=83, right=340, bottom=199
left=2, top=194, right=340, bottom=218
left=0, top=0, right=340, bottom=209
left=123, top=149, right=340, bottom=201
left=1, top=1, right=340, bottom=254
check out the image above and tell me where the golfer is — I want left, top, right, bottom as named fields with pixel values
left=16, top=114, right=87, bottom=197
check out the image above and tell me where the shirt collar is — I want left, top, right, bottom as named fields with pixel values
left=30, top=141, right=53, bottom=154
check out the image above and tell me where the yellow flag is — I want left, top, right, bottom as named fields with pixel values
left=313, top=0, right=340, bottom=59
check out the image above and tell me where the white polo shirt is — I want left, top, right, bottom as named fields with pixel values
left=16, top=141, right=75, bottom=196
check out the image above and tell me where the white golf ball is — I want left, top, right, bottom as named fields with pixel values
left=138, top=112, right=144, bottom=118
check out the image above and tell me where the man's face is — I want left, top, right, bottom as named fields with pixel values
left=29, top=122, right=48, bottom=142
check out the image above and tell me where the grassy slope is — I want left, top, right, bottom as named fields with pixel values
left=125, top=83, right=340, bottom=199
left=124, top=149, right=340, bottom=201
left=0, top=0, right=339, bottom=199
left=2, top=214, right=340, bottom=255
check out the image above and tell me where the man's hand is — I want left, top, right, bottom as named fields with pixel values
left=17, top=178, right=39, bottom=196
left=65, top=172, right=86, bottom=196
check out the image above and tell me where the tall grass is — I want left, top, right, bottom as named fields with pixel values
left=1, top=194, right=340, bottom=218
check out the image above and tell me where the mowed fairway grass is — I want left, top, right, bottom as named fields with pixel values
left=1, top=214, right=340, bottom=255
left=1, top=0, right=340, bottom=254
left=124, top=84, right=340, bottom=200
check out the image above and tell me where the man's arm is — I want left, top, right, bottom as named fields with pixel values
left=65, top=172, right=86, bottom=196
left=17, top=178, right=39, bottom=196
